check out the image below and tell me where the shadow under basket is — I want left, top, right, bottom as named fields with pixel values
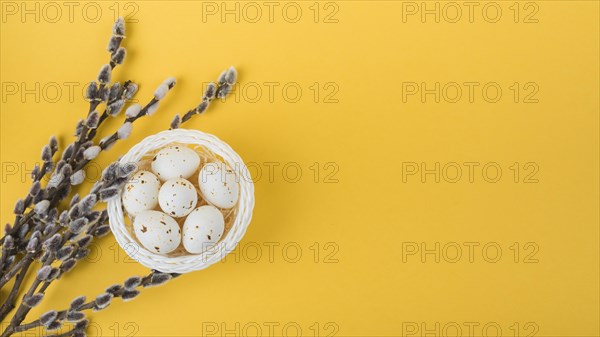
left=107, top=129, right=255, bottom=274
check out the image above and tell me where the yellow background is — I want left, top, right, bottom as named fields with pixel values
left=1, top=1, right=599, bottom=336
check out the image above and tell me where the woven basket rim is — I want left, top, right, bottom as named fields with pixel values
left=107, top=129, right=254, bottom=273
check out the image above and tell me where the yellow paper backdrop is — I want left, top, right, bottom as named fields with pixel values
left=1, top=1, right=598, bottom=336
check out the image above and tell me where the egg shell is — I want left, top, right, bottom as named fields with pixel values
left=158, top=178, right=198, bottom=218
left=182, top=205, right=225, bottom=254
left=151, top=145, right=201, bottom=181
left=198, top=162, right=240, bottom=209
left=133, top=210, right=181, bottom=255
left=122, top=170, right=161, bottom=217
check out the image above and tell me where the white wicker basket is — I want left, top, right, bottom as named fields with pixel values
left=107, top=129, right=254, bottom=274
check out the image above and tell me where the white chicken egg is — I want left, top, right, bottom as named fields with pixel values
left=151, top=145, right=200, bottom=181
left=198, top=162, right=239, bottom=209
left=133, top=210, right=181, bottom=255
left=182, top=205, right=225, bottom=254
left=122, top=170, right=161, bottom=217
left=158, top=178, right=198, bottom=218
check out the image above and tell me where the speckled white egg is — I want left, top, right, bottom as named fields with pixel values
left=133, top=210, right=181, bottom=255
left=182, top=205, right=225, bottom=254
left=198, top=162, right=239, bottom=209
left=151, top=145, right=201, bottom=181
left=122, top=170, right=161, bottom=217
left=158, top=178, right=198, bottom=218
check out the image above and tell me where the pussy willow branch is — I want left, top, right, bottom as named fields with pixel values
left=3, top=182, right=116, bottom=332
left=1, top=66, right=235, bottom=333
left=2, top=271, right=179, bottom=337
left=0, top=18, right=129, bottom=298
left=0, top=18, right=131, bottom=322
left=67, top=22, right=126, bottom=169
left=0, top=22, right=127, bottom=248
left=1, top=16, right=237, bottom=337
left=0, top=78, right=175, bottom=321
left=170, top=67, right=237, bottom=130
left=2, top=68, right=235, bottom=334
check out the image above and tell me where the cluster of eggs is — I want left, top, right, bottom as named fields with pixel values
left=122, top=145, right=239, bottom=255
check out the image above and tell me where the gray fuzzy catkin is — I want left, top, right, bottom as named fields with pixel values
left=125, top=104, right=142, bottom=118
left=80, top=194, right=97, bottom=212
left=108, top=99, right=125, bottom=116
left=36, top=265, right=53, bottom=281
left=3, top=235, right=14, bottom=249
left=49, top=136, right=58, bottom=152
left=154, top=83, right=169, bottom=100
left=204, top=82, right=217, bottom=100
left=121, top=289, right=140, bottom=302
left=124, top=276, right=142, bottom=289
left=46, top=321, right=62, bottom=331
left=29, top=181, right=41, bottom=196
left=170, top=115, right=181, bottom=129
left=97, top=64, right=111, bottom=84
left=112, top=47, right=126, bottom=65
left=86, top=82, right=98, bottom=100
left=13, top=199, right=25, bottom=214
left=109, top=83, right=121, bottom=100
left=66, top=310, right=86, bottom=322
left=107, top=36, right=120, bottom=53
left=40, top=310, right=58, bottom=327
left=70, top=296, right=86, bottom=310
left=225, top=66, right=237, bottom=85
left=93, top=225, right=111, bottom=237
left=57, top=246, right=74, bottom=261
left=43, top=234, right=62, bottom=252
left=146, top=101, right=160, bottom=116
left=26, top=237, right=39, bottom=253
left=61, top=258, right=77, bottom=273
left=83, top=146, right=101, bottom=160
left=124, top=83, right=138, bottom=99
left=23, top=293, right=44, bottom=308
left=113, top=17, right=125, bottom=36
left=117, top=122, right=132, bottom=139
left=99, top=187, right=119, bottom=201
left=149, top=273, right=172, bottom=286
left=41, top=145, right=52, bottom=162
left=69, top=218, right=88, bottom=234
left=70, top=170, right=86, bottom=185
left=119, top=162, right=137, bottom=177
left=163, top=77, right=176, bottom=87
left=106, top=284, right=122, bottom=295
left=34, top=200, right=50, bottom=215
left=95, top=293, right=113, bottom=309
left=86, top=111, right=100, bottom=128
